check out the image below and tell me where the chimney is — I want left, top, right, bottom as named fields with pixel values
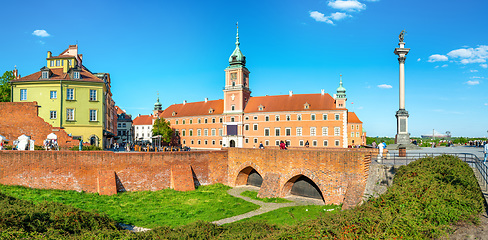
left=183, top=100, right=187, bottom=105
left=13, top=67, right=18, bottom=79
left=204, top=98, right=208, bottom=103
left=47, top=51, right=52, bottom=58
left=321, top=89, right=325, bottom=95
left=289, top=91, right=293, bottom=96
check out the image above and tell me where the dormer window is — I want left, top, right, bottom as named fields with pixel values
left=172, top=111, right=176, bottom=116
left=73, top=71, right=80, bottom=79
left=304, top=102, right=310, bottom=109
left=258, top=105, right=264, bottom=111
left=209, top=108, right=214, bottom=114
left=40, top=66, right=50, bottom=79
left=42, top=71, right=49, bottom=79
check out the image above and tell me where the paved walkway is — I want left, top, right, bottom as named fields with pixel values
left=212, top=186, right=324, bottom=225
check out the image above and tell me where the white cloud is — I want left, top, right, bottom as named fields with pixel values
left=435, top=66, right=439, bottom=69
left=447, top=49, right=472, bottom=58
left=417, top=58, right=421, bottom=62
left=441, top=64, right=448, bottom=68
left=470, top=70, right=478, bottom=72
left=309, top=11, right=350, bottom=24
left=481, top=64, right=488, bottom=69
left=466, top=80, right=479, bottom=85
left=470, top=76, right=481, bottom=79
left=428, top=54, right=448, bottom=62
left=328, top=0, right=366, bottom=12
left=484, top=103, right=488, bottom=106
left=446, top=45, right=488, bottom=65
left=378, top=84, right=392, bottom=89
left=32, top=29, right=50, bottom=37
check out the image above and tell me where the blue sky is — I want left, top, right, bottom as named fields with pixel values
left=1, top=0, right=487, bottom=137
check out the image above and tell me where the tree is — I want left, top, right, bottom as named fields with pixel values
left=0, top=71, right=14, bottom=102
left=152, top=117, right=174, bottom=144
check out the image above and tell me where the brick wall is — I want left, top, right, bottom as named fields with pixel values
left=0, top=102, right=76, bottom=148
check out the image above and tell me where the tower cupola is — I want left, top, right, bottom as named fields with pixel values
left=154, top=96, right=162, bottom=111
left=228, top=23, right=246, bottom=67
left=336, top=75, right=346, bottom=99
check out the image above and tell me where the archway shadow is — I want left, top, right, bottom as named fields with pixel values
left=283, top=175, right=324, bottom=201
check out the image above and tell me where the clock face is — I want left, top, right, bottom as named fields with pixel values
left=230, top=73, right=237, bottom=80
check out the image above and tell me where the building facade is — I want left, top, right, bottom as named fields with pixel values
left=160, top=27, right=365, bottom=149
left=115, top=106, right=133, bottom=145
left=10, top=45, right=116, bottom=148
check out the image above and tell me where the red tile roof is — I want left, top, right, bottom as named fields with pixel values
left=244, top=93, right=338, bottom=113
left=11, top=68, right=103, bottom=83
left=348, top=112, right=362, bottom=123
left=115, top=106, right=125, bottom=115
left=132, top=115, right=155, bottom=125
left=161, top=99, right=224, bottom=118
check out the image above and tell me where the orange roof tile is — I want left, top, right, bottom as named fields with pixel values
left=115, top=106, right=125, bottom=115
left=244, top=93, right=338, bottom=113
left=348, top=112, right=362, bottom=123
left=132, top=115, right=154, bottom=125
left=161, top=99, right=224, bottom=118
left=11, top=68, right=103, bottom=83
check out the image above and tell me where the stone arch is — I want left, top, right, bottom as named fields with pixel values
left=235, top=164, right=263, bottom=187
left=230, top=140, right=236, bottom=147
left=282, top=174, right=324, bottom=201
left=89, top=134, right=99, bottom=147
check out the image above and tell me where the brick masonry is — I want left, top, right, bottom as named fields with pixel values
left=0, top=102, right=76, bottom=148
left=0, top=148, right=376, bottom=207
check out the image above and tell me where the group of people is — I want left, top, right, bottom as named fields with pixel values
left=43, top=139, right=58, bottom=151
left=372, top=141, right=388, bottom=159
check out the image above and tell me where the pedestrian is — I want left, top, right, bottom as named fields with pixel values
left=372, top=141, right=377, bottom=148
left=305, top=140, right=309, bottom=148
left=279, top=140, right=286, bottom=150
left=378, top=141, right=384, bottom=159
left=484, top=142, right=488, bottom=163
left=259, top=141, right=264, bottom=149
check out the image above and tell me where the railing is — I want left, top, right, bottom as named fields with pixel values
left=370, top=152, right=488, bottom=191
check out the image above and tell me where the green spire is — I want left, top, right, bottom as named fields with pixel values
left=228, top=22, right=246, bottom=67
left=154, top=92, right=162, bottom=111
left=336, top=75, right=346, bottom=99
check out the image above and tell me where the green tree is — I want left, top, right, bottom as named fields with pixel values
left=152, top=117, right=174, bottom=144
left=0, top=70, right=14, bottom=102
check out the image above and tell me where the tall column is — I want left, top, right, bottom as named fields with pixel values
left=394, top=31, right=411, bottom=144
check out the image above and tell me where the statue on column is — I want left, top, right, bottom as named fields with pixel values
left=399, top=30, right=406, bottom=42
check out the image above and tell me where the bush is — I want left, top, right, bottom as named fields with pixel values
left=69, top=145, right=103, bottom=151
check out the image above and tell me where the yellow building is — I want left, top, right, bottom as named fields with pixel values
left=10, top=45, right=116, bottom=148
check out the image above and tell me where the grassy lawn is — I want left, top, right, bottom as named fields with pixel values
left=0, top=183, right=259, bottom=229
left=240, top=190, right=291, bottom=203
left=236, top=204, right=340, bottom=226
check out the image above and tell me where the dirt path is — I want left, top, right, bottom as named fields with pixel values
left=212, top=186, right=324, bottom=225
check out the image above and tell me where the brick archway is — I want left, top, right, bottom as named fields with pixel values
left=282, top=174, right=324, bottom=201
left=281, top=169, right=326, bottom=200
left=234, top=162, right=263, bottom=186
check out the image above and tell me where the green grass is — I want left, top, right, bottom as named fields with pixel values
left=0, top=183, right=259, bottom=229
left=240, top=190, right=292, bottom=203
left=237, top=204, right=339, bottom=226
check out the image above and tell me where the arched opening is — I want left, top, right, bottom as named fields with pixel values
left=230, top=140, right=236, bottom=147
left=235, top=166, right=263, bottom=187
left=89, top=135, right=99, bottom=146
left=283, top=175, right=324, bottom=200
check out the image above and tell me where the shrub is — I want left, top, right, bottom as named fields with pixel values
left=69, top=145, right=103, bottom=151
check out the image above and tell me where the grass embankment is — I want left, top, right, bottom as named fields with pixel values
left=0, top=155, right=484, bottom=239
left=240, top=190, right=291, bottom=203
left=0, top=183, right=258, bottom=229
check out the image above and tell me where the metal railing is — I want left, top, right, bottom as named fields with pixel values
left=370, top=152, right=488, bottom=191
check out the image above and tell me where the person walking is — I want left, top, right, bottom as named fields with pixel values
left=305, top=140, right=309, bottom=148
left=372, top=141, right=377, bottom=148
left=378, top=141, right=384, bottom=160
left=259, top=141, right=264, bottom=149
left=484, top=141, right=488, bottom=163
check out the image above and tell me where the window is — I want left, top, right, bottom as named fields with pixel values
left=335, top=114, right=340, bottom=120
left=296, top=127, right=302, bottom=136
left=89, top=110, right=97, bottom=121
left=275, top=115, right=280, bottom=121
left=219, top=128, right=223, bottom=136
left=231, top=105, right=235, bottom=111
left=297, top=114, right=302, bottom=121
left=73, top=71, right=80, bottom=79
left=245, top=124, right=249, bottom=131
left=219, top=140, right=222, bottom=145
left=182, top=130, right=186, bottom=136
left=356, top=125, right=359, bottom=130
left=204, top=140, right=208, bottom=145
left=50, top=91, right=57, bottom=99
left=253, top=116, right=258, bottom=120
left=265, top=140, right=269, bottom=146
left=335, top=140, right=340, bottom=146
left=189, top=129, right=193, bottom=136
left=310, top=127, right=316, bottom=136
left=219, top=117, right=223, bottom=123
left=323, top=114, right=328, bottom=120
left=183, top=119, right=186, bottom=124
left=245, top=116, right=249, bottom=120
left=212, top=140, right=216, bottom=145
left=299, top=140, right=304, bottom=146
left=198, top=118, right=201, bottom=124
left=50, top=61, right=54, bottom=67
left=334, top=127, right=340, bottom=136
left=322, top=127, right=328, bottom=136
left=176, top=120, right=179, bottom=125
left=275, top=140, right=280, bottom=146
left=253, top=124, right=258, bottom=131
left=198, top=140, right=201, bottom=145
left=183, top=140, right=186, bottom=145
left=197, top=129, right=201, bottom=136
left=286, top=140, right=291, bottom=146
left=20, top=89, right=27, bottom=100
left=90, top=90, right=97, bottom=101
left=264, top=128, right=270, bottom=136
left=351, top=125, right=354, bottom=130
left=265, top=115, right=269, bottom=121
left=191, top=140, right=194, bottom=145
left=118, top=123, right=121, bottom=127
left=212, top=118, right=216, bottom=123
left=275, top=128, right=280, bottom=136
left=356, top=132, right=360, bottom=137
left=190, top=119, right=193, bottom=124
left=286, top=114, right=291, bottom=121
left=311, top=114, right=316, bottom=120
left=254, top=138, right=258, bottom=144
left=67, top=108, right=75, bottom=121
left=42, top=71, right=49, bottom=79
left=351, top=132, right=354, bottom=138
left=68, top=59, right=72, bottom=66
left=56, top=60, right=60, bottom=66
left=204, top=129, right=208, bottom=136
left=66, top=88, right=74, bottom=100
left=61, top=60, right=64, bottom=66
left=230, top=117, right=235, bottom=122
left=313, top=140, right=317, bottom=146
left=285, top=128, right=291, bottom=136
left=245, top=138, right=249, bottom=144
left=122, top=123, right=126, bottom=127
left=204, top=118, right=208, bottom=123
left=50, top=111, right=57, bottom=119
left=209, top=129, right=214, bottom=136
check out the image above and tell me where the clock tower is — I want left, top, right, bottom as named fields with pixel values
left=223, top=23, right=251, bottom=148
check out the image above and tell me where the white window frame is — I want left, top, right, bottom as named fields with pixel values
left=285, top=128, right=291, bottom=136
left=310, top=127, right=316, bottom=136
left=42, top=71, right=49, bottom=79
left=253, top=116, right=258, bottom=120
left=90, top=89, right=97, bottom=101
left=313, top=140, right=317, bottom=146
left=334, top=127, right=340, bottom=136
left=264, top=128, right=270, bottom=136
left=50, top=91, right=57, bottom=99
left=275, top=140, right=280, bottom=146
left=297, top=114, right=302, bottom=121
left=356, top=132, right=360, bottom=137
left=20, top=89, right=27, bottom=100
left=275, top=128, right=280, bottom=136
left=299, top=140, right=304, bottom=146
left=50, top=110, right=57, bottom=119
left=89, top=109, right=97, bottom=121
left=204, top=129, right=208, bottom=136
left=254, top=138, right=258, bottom=144
left=66, top=88, right=74, bottom=100
left=211, top=129, right=216, bottom=136
left=322, top=127, right=328, bottom=136
left=335, top=114, right=340, bottom=120
left=323, top=114, right=328, bottom=120
left=182, top=129, right=186, bottom=136
left=296, top=127, right=302, bottom=136
left=245, top=124, right=249, bottom=131
left=265, top=115, right=269, bottom=121
left=323, top=140, right=328, bottom=146
left=56, top=60, right=60, bottom=66
left=311, top=114, right=316, bottom=120
left=73, top=71, right=80, bottom=79
left=66, top=108, right=75, bottom=121
left=335, top=140, right=340, bottom=146
left=197, top=129, right=201, bottom=136
left=253, top=124, right=258, bottom=131
left=286, top=114, right=291, bottom=121
left=50, top=61, right=54, bottom=67
left=275, top=115, right=280, bottom=121
left=219, top=128, right=223, bottom=136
